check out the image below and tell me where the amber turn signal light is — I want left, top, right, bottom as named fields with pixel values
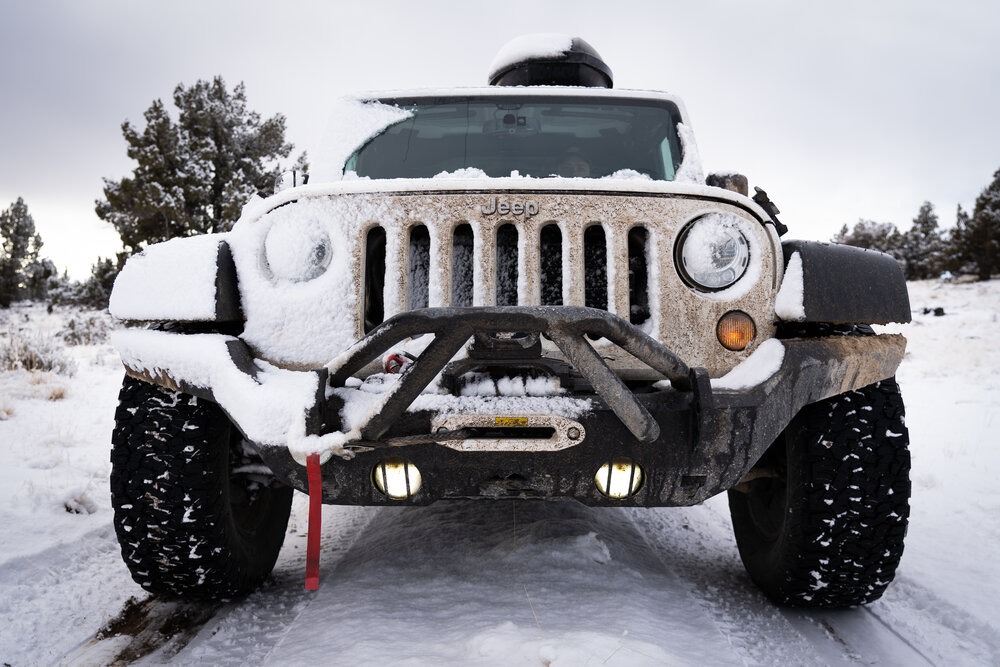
left=717, top=311, right=756, bottom=351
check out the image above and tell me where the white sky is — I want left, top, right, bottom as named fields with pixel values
left=2, top=0, right=998, bottom=279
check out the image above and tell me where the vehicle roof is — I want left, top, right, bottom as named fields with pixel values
left=351, top=87, right=691, bottom=123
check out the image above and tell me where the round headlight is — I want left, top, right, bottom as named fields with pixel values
left=263, top=218, right=332, bottom=283
left=677, top=213, right=750, bottom=291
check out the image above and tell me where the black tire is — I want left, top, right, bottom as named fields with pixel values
left=111, top=376, right=293, bottom=600
left=728, top=377, right=910, bottom=607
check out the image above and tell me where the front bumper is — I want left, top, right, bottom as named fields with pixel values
left=113, top=307, right=905, bottom=507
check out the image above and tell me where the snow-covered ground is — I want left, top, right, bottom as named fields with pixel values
left=1, top=279, right=998, bottom=665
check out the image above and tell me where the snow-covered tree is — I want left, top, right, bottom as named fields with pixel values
left=955, top=168, right=1000, bottom=281
left=21, top=257, right=57, bottom=302
left=77, top=256, right=121, bottom=309
left=898, top=201, right=945, bottom=280
left=0, top=197, right=44, bottom=307
left=97, top=77, right=298, bottom=254
left=45, top=257, right=122, bottom=309
left=832, top=219, right=903, bottom=257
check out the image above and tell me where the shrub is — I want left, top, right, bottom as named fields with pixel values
left=0, top=327, right=77, bottom=376
left=58, top=312, right=112, bottom=346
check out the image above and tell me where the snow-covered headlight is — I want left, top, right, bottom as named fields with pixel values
left=676, top=212, right=750, bottom=291
left=262, top=218, right=332, bottom=283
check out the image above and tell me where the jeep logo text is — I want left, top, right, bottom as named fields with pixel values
left=481, top=197, right=539, bottom=219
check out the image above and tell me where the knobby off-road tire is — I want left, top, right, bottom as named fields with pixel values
left=728, top=377, right=910, bottom=607
left=111, top=376, right=293, bottom=600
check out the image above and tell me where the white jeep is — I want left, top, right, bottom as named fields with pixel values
left=109, top=34, right=911, bottom=607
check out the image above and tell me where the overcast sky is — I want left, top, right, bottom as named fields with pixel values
left=2, top=0, right=999, bottom=279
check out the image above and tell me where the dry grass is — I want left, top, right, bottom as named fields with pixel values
left=0, top=327, right=77, bottom=376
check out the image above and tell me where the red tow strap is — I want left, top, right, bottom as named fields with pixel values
left=305, top=453, right=322, bottom=591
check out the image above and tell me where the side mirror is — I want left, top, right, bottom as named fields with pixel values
left=706, top=172, right=748, bottom=197
left=275, top=169, right=309, bottom=193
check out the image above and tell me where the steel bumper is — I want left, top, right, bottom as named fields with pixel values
left=114, top=308, right=905, bottom=507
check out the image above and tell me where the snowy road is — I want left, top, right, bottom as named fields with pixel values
left=2, top=279, right=999, bottom=666
left=60, top=496, right=998, bottom=666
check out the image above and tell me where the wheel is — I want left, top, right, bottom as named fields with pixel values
left=728, top=377, right=911, bottom=607
left=111, top=376, right=293, bottom=600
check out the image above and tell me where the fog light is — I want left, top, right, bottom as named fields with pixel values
left=595, top=458, right=644, bottom=499
left=372, top=458, right=422, bottom=500
left=717, top=311, right=756, bottom=351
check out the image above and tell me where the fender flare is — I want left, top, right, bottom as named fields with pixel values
left=780, top=240, right=910, bottom=325
left=110, top=235, right=242, bottom=322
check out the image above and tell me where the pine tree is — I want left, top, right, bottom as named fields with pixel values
left=944, top=205, right=972, bottom=274
left=97, top=77, right=298, bottom=254
left=898, top=201, right=945, bottom=280
left=22, top=258, right=56, bottom=301
left=77, top=257, right=122, bottom=309
left=960, top=168, right=1000, bottom=281
left=0, top=197, right=44, bottom=308
left=832, top=219, right=903, bottom=258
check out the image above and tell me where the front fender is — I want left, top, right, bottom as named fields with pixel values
left=109, top=234, right=242, bottom=322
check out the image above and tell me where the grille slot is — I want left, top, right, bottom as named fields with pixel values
left=583, top=225, right=608, bottom=311
left=496, top=224, right=519, bottom=306
left=540, top=224, right=563, bottom=305
left=363, top=226, right=386, bottom=333
left=452, top=224, right=474, bottom=307
left=628, top=226, right=650, bottom=324
left=408, top=225, right=430, bottom=310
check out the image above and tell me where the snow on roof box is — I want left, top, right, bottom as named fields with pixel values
left=488, top=34, right=614, bottom=88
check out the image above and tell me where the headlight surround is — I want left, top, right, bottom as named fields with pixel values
left=676, top=212, right=751, bottom=291
left=262, top=217, right=332, bottom=283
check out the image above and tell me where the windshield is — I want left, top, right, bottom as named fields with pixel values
left=345, top=96, right=684, bottom=181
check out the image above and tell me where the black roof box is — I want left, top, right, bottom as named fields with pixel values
left=488, top=34, right=613, bottom=88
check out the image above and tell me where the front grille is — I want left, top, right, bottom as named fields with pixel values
left=242, top=192, right=773, bottom=378
left=364, top=217, right=652, bottom=331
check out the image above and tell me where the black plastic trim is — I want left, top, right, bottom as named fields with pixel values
left=782, top=241, right=911, bottom=325
left=214, top=241, right=243, bottom=322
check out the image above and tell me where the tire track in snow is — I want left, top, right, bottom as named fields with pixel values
left=169, top=500, right=382, bottom=666
left=56, top=500, right=380, bottom=666
left=777, top=607, right=935, bottom=666
left=860, top=574, right=1000, bottom=665
left=0, top=524, right=145, bottom=665
left=625, top=503, right=830, bottom=666
left=67, top=597, right=223, bottom=666
left=626, top=495, right=1000, bottom=666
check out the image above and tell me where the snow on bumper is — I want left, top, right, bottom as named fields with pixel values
left=112, top=329, right=338, bottom=460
